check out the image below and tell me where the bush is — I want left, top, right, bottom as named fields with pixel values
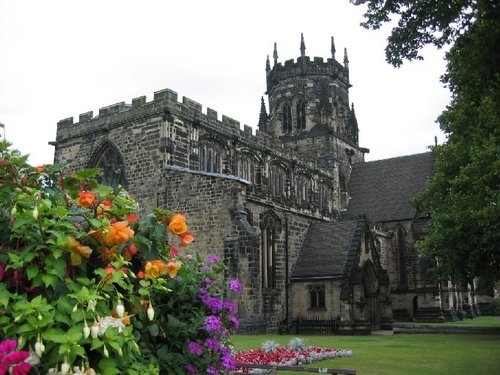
left=287, top=337, right=308, bottom=351
left=491, top=297, right=500, bottom=316
left=0, top=141, right=241, bottom=374
left=260, top=340, right=280, bottom=353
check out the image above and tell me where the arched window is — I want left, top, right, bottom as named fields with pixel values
left=318, top=182, right=331, bottom=213
left=295, top=173, right=310, bottom=206
left=396, top=227, right=408, bottom=289
left=237, top=151, right=258, bottom=183
left=282, top=103, right=292, bottom=134
left=296, top=100, right=306, bottom=131
left=269, top=163, right=286, bottom=197
left=309, top=285, right=326, bottom=310
left=199, top=144, right=221, bottom=173
left=90, top=144, right=127, bottom=189
left=261, top=212, right=281, bottom=288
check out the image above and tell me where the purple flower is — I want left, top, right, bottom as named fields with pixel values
left=221, top=353, right=237, bottom=371
left=207, top=255, right=219, bottom=263
left=207, top=366, right=219, bottom=375
left=228, top=279, right=242, bottom=293
left=223, top=300, right=236, bottom=313
left=204, top=338, right=220, bottom=352
left=204, top=277, right=213, bottom=286
left=228, top=315, right=240, bottom=331
left=199, top=288, right=210, bottom=304
left=185, top=363, right=198, bottom=374
left=205, top=297, right=223, bottom=312
left=187, top=341, right=203, bottom=356
left=204, top=315, right=222, bottom=334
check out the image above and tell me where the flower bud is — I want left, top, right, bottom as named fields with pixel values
left=35, top=341, right=44, bottom=357
left=61, top=361, right=70, bottom=375
left=32, top=207, right=39, bottom=220
left=38, top=313, right=43, bottom=320
left=87, top=299, right=96, bottom=312
left=103, top=345, right=109, bottom=358
left=147, top=305, right=155, bottom=321
left=73, top=303, right=79, bottom=312
left=91, top=322, right=99, bottom=339
left=117, top=347, right=123, bottom=357
left=11, top=206, right=17, bottom=215
left=83, top=322, right=90, bottom=339
left=116, top=301, right=125, bottom=318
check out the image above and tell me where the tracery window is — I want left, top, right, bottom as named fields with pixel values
left=309, top=285, right=326, bottom=310
left=269, top=163, right=286, bottom=197
left=295, top=174, right=310, bottom=205
left=261, top=213, right=281, bottom=289
left=92, top=145, right=127, bottom=189
left=318, top=182, right=331, bottom=213
left=296, top=100, right=306, bottom=131
left=396, top=227, right=408, bottom=288
left=199, top=144, right=221, bottom=173
left=237, top=153, right=257, bottom=183
left=282, top=103, right=292, bottom=134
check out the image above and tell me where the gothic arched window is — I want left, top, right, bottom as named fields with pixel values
left=90, top=144, right=127, bottom=189
left=396, top=227, right=408, bottom=289
left=261, top=212, right=281, bottom=288
left=282, top=103, right=292, bottom=134
left=269, top=163, right=287, bottom=197
left=296, top=100, right=306, bottom=131
left=309, top=285, right=326, bottom=310
left=199, top=144, right=221, bottom=173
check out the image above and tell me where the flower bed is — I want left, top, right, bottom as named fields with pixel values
left=235, top=346, right=353, bottom=373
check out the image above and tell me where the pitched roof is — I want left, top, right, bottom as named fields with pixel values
left=347, top=152, right=434, bottom=222
left=291, top=220, right=362, bottom=280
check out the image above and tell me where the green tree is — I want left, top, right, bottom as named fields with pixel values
left=352, top=0, right=500, bottom=286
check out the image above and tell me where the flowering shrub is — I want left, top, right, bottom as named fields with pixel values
left=235, top=343, right=353, bottom=373
left=0, top=141, right=241, bottom=374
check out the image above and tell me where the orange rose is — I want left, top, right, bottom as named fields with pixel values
left=166, top=261, right=182, bottom=278
left=106, top=221, right=134, bottom=245
left=76, top=191, right=96, bottom=208
left=168, top=214, right=188, bottom=235
left=179, top=231, right=194, bottom=247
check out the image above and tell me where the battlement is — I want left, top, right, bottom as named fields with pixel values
left=267, top=55, right=349, bottom=92
left=55, top=87, right=266, bottom=144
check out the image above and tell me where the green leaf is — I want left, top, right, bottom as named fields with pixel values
left=76, top=168, right=101, bottom=180
left=41, top=274, right=58, bottom=289
left=26, top=265, right=39, bottom=280
left=148, top=323, right=159, bottom=337
left=98, top=358, right=120, bottom=375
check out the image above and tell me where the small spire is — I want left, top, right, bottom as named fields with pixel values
left=331, top=36, right=336, bottom=59
left=273, top=42, right=278, bottom=65
left=300, top=33, right=306, bottom=57
left=266, top=55, right=270, bottom=73
left=343, top=48, right=349, bottom=68
left=351, top=103, right=355, bottom=113
left=258, top=97, right=268, bottom=131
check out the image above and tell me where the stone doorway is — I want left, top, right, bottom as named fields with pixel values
left=362, top=260, right=380, bottom=329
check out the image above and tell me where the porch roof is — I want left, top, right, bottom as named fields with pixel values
left=291, top=220, right=361, bottom=280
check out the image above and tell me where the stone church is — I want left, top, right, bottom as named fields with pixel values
left=51, top=36, right=477, bottom=333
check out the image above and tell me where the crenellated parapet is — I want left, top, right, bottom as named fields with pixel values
left=267, top=55, right=349, bottom=93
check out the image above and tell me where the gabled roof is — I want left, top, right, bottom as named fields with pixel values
left=291, top=220, right=362, bottom=280
left=347, top=152, right=434, bottom=223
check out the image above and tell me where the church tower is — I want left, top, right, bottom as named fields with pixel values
left=261, top=35, right=368, bottom=195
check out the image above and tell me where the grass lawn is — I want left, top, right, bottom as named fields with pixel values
left=401, top=315, right=500, bottom=327
left=232, top=332, right=500, bottom=375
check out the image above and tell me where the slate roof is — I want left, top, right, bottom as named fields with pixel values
left=291, top=220, right=362, bottom=280
left=347, top=152, right=434, bottom=223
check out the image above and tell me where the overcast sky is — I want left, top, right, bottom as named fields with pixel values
left=0, top=0, right=451, bottom=166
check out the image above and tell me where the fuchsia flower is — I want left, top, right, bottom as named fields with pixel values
left=0, top=339, right=32, bottom=375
